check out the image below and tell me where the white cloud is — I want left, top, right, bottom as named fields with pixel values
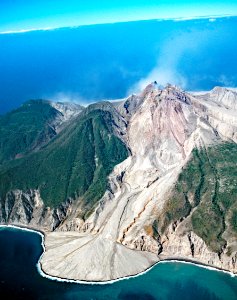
left=46, top=92, right=90, bottom=107
left=218, top=75, right=235, bottom=87
left=130, top=68, right=186, bottom=94
left=128, top=32, right=200, bottom=94
left=1, top=15, right=235, bottom=35
left=172, top=14, right=232, bottom=22
left=0, top=27, right=57, bottom=35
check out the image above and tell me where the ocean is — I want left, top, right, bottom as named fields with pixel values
left=0, top=226, right=237, bottom=300
left=0, top=17, right=237, bottom=113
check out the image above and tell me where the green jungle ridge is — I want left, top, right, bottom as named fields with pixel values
left=0, top=101, right=128, bottom=218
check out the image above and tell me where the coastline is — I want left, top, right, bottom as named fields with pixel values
left=0, top=224, right=236, bottom=285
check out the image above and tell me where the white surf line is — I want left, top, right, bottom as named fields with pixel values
left=0, top=224, right=236, bottom=285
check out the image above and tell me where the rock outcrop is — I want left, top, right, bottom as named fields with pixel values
left=50, top=101, right=84, bottom=132
left=0, top=189, right=72, bottom=231
left=160, top=223, right=237, bottom=274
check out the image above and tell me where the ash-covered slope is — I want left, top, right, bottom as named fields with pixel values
left=0, top=84, right=237, bottom=281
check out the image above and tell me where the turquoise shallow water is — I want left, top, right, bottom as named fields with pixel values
left=0, top=226, right=237, bottom=300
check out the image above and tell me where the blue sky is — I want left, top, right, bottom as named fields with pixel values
left=0, top=0, right=237, bottom=33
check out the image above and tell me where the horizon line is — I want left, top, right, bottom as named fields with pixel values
left=0, top=13, right=236, bottom=35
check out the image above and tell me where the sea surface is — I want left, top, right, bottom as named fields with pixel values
left=0, top=227, right=237, bottom=300
left=0, top=17, right=237, bottom=113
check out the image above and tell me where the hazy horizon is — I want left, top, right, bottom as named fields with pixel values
left=1, top=0, right=236, bottom=33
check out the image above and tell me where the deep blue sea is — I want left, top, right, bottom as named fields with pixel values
left=0, top=17, right=237, bottom=113
left=0, top=227, right=237, bottom=300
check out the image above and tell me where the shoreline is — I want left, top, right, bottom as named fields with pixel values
left=0, top=224, right=236, bottom=285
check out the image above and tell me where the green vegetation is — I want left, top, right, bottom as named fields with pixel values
left=0, top=100, right=59, bottom=164
left=159, top=142, right=237, bottom=253
left=152, top=219, right=160, bottom=240
left=0, top=108, right=128, bottom=217
left=231, top=210, right=237, bottom=232
left=159, top=148, right=204, bottom=234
